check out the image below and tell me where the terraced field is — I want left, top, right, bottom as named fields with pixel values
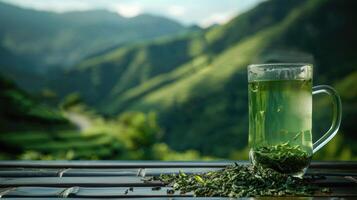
left=0, top=129, right=120, bottom=160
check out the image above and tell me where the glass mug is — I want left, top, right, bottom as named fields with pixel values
left=248, top=63, right=342, bottom=177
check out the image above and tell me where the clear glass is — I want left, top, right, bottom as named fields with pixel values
left=248, top=63, right=342, bottom=177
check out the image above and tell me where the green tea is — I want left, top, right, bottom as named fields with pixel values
left=158, top=163, right=326, bottom=197
left=248, top=79, right=313, bottom=175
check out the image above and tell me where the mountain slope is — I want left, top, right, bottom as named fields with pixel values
left=52, top=33, right=207, bottom=105
left=56, top=0, right=304, bottom=107
left=0, top=1, right=189, bottom=72
left=98, top=0, right=357, bottom=156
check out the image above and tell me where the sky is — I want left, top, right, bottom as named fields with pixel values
left=1, top=0, right=264, bottom=27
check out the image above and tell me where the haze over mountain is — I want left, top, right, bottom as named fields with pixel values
left=0, top=1, right=192, bottom=73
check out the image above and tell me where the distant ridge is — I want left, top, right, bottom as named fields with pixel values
left=0, top=1, right=190, bottom=73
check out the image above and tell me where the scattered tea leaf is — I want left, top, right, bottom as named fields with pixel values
left=194, top=175, right=204, bottom=184
left=159, top=163, right=323, bottom=197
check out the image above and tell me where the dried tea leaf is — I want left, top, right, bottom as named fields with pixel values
left=194, top=175, right=205, bottom=184
left=252, top=143, right=312, bottom=174
left=159, top=163, right=324, bottom=197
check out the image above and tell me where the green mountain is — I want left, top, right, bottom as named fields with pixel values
left=57, top=0, right=357, bottom=158
left=53, top=0, right=304, bottom=104
left=0, top=1, right=191, bottom=73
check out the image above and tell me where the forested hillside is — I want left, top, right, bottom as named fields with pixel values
left=54, top=0, right=305, bottom=105
left=49, top=0, right=357, bottom=158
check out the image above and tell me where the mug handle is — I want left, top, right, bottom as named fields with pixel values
left=312, top=85, right=342, bottom=154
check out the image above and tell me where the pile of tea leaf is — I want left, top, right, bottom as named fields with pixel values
left=159, top=163, right=322, bottom=197
left=252, top=142, right=312, bottom=174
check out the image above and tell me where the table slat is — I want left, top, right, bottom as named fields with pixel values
left=0, top=177, right=163, bottom=187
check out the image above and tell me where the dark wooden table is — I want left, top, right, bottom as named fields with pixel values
left=0, top=161, right=356, bottom=199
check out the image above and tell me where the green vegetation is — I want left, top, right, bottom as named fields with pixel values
left=159, top=163, right=325, bottom=197
left=0, top=75, right=205, bottom=160
left=0, top=0, right=356, bottom=161
left=0, top=108, right=206, bottom=160
left=0, top=75, right=68, bottom=129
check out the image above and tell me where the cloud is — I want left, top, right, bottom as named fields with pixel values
left=113, top=3, right=143, bottom=18
left=200, top=12, right=234, bottom=27
left=167, top=5, right=186, bottom=17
